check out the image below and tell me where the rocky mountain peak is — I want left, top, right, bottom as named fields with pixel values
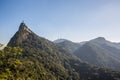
left=8, top=22, right=33, bottom=47
left=19, top=22, right=32, bottom=33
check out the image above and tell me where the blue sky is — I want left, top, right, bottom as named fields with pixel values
left=0, top=0, right=120, bottom=44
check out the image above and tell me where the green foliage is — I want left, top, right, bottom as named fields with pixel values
left=0, top=46, right=23, bottom=79
left=0, top=43, right=3, bottom=47
left=0, top=46, right=58, bottom=80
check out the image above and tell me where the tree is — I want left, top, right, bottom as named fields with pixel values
left=0, top=46, right=22, bottom=79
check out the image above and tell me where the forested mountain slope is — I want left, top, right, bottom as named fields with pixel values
left=7, top=22, right=120, bottom=80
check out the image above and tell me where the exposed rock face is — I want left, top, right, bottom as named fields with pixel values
left=18, top=22, right=32, bottom=40
left=8, top=22, right=32, bottom=46
left=19, top=22, right=32, bottom=33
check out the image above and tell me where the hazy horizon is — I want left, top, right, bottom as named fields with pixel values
left=0, top=0, right=120, bottom=44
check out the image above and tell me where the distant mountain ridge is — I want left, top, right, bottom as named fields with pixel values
left=55, top=37, right=120, bottom=71
left=54, top=39, right=81, bottom=54
left=7, top=22, right=120, bottom=80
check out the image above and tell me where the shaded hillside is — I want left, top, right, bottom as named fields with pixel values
left=7, top=22, right=120, bottom=80
left=74, top=37, right=120, bottom=71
